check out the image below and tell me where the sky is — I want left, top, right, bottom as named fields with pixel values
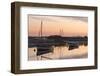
left=28, top=15, right=88, bottom=37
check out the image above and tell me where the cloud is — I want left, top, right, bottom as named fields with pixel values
left=29, top=15, right=88, bottom=23
left=29, top=15, right=58, bottom=22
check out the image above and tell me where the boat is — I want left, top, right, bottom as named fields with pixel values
left=68, top=42, right=79, bottom=50
left=37, top=46, right=53, bottom=56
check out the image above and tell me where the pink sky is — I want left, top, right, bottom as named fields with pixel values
left=28, top=15, right=88, bottom=37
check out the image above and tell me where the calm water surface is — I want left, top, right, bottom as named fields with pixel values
left=28, top=45, right=88, bottom=61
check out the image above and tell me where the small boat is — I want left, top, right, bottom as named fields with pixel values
left=37, top=46, right=53, bottom=56
left=68, top=42, right=79, bottom=50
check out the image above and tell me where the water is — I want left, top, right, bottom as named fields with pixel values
left=28, top=45, right=88, bottom=61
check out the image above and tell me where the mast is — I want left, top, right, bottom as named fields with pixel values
left=61, top=29, right=63, bottom=36
left=40, top=21, right=43, bottom=37
left=59, top=25, right=63, bottom=36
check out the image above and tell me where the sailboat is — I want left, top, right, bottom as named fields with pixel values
left=36, top=20, right=53, bottom=56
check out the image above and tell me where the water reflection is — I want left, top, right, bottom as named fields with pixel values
left=28, top=45, right=88, bottom=61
